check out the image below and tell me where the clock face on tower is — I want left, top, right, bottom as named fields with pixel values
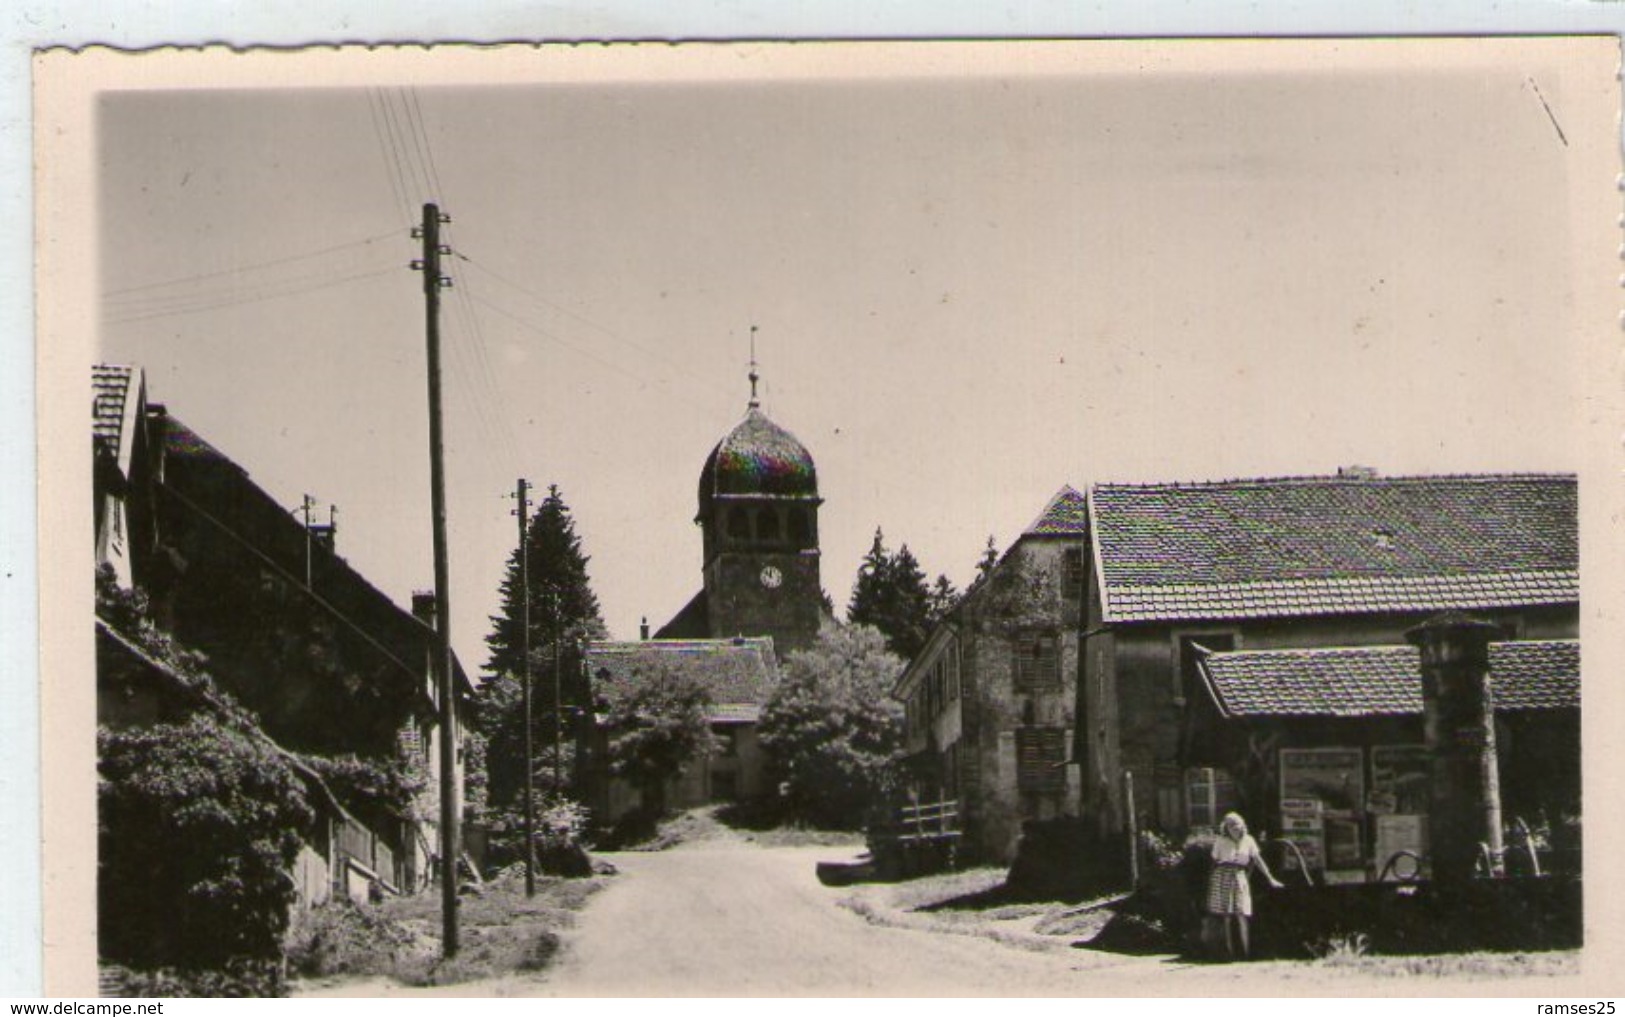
left=759, top=565, right=783, bottom=589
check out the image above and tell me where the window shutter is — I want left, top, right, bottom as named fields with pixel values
left=1017, top=727, right=1067, bottom=794
left=1015, top=631, right=1061, bottom=692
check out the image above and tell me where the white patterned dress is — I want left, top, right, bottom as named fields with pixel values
left=1206, top=833, right=1261, bottom=917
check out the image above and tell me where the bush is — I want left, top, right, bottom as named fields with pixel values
left=100, top=960, right=286, bottom=998
left=99, top=714, right=313, bottom=970
left=483, top=793, right=594, bottom=877
left=283, top=900, right=418, bottom=979
left=759, top=624, right=905, bottom=829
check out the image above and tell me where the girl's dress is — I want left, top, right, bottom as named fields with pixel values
left=1207, top=833, right=1261, bottom=917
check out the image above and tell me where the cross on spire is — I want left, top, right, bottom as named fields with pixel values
left=748, top=324, right=760, bottom=409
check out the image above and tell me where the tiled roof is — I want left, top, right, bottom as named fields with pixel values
left=698, top=407, right=818, bottom=517
left=1197, top=640, right=1579, bottom=718
left=1024, top=485, right=1088, bottom=536
left=92, top=364, right=141, bottom=472
left=1090, top=474, right=1577, bottom=622
left=586, top=638, right=779, bottom=722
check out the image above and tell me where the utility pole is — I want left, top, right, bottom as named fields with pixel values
left=515, top=478, right=536, bottom=898
left=552, top=591, right=564, bottom=794
left=300, top=494, right=315, bottom=587
left=413, top=201, right=459, bottom=958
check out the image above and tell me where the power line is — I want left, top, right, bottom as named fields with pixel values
left=104, top=245, right=400, bottom=313
left=454, top=251, right=736, bottom=404
left=103, top=230, right=402, bottom=298
left=366, top=90, right=413, bottom=223
left=468, top=290, right=719, bottom=420
left=103, top=265, right=400, bottom=326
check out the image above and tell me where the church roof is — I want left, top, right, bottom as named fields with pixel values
left=587, top=637, right=780, bottom=724
left=698, top=406, right=818, bottom=517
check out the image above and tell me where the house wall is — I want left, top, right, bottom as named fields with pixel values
left=587, top=720, right=768, bottom=826
left=934, top=536, right=1084, bottom=863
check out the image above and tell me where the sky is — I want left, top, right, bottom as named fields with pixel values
left=92, top=40, right=1597, bottom=677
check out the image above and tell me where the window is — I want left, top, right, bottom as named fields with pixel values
left=756, top=509, right=780, bottom=541
left=727, top=506, right=751, bottom=540
left=1017, top=727, right=1067, bottom=794
left=1185, top=766, right=1238, bottom=830
left=1014, top=630, right=1061, bottom=692
left=1062, top=547, right=1085, bottom=600
left=716, top=727, right=740, bottom=758
left=788, top=509, right=811, bottom=544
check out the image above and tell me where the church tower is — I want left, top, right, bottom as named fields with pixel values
left=680, top=353, right=823, bottom=654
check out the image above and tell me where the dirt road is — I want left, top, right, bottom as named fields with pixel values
left=536, top=839, right=1154, bottom=996
left=299, top=834, right=1583, bottom=996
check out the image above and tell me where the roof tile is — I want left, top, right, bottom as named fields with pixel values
left=1198, top=640, right=1579, bottom=718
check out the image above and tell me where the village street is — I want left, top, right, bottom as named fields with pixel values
left=299, top=826, right=1582, bottom=997
left=536, top=840, right=1145, bottom=996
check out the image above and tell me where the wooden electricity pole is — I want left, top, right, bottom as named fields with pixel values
left=516, top=477, right=536, bottom=898
left=414, top=201, right=459, bottom=958
left=552, top=591, right=564, bottom=795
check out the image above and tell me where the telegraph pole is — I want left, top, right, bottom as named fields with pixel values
left=413, top=202, right=459, bottom=958
left=552, top=591, right=564, bottom=794
left=300, top=494, right=315, bottom=587
left=515, top=478, right=536, bottom=898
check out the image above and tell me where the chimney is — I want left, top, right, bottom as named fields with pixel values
left=309, top=506, right=338, bottom=552
left=1337, top=465, right=1379, bottom=479
left=639, top=616, right=649, bottom=641
left=1406, top=611, right=1507, bottom=886
left=412, top=590, right=438, bottom=627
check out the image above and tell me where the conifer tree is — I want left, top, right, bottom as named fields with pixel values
left=847, top=528, right=935, bottom=661
left=478, top=485, right=607, bottom=814
left=975, top=534, right=1000, bottom=582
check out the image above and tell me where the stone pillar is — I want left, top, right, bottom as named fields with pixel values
left=1406, top=611, right=1506, bottom=886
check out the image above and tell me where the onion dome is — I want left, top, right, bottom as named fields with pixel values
left=698, top=406, right=818, bottom=517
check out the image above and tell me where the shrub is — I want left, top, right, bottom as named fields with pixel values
left=483, top=793, right=594, bottom=877
left=98, top=714, right=313, bottom=970
left=759, top=624, right=905, bottom=829
left=283, top=900, right=418, bottom=978
left=99, top=960, right=286, bottom=998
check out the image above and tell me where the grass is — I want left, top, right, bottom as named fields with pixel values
left=1308, top=950, right=1578, bottom=979
left=614, top=804, right=865, bottom=852
left=835, top=865, right=1580, bottom=981
left=286, top=869, right=607, bottom=990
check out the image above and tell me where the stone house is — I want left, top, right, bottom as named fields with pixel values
left=582, top=636, right=779, bottom=824
left=1076, top=471, right=1578, bottom=882
left=892, top=487, right=1088, bottom=864
left=93, top=364, right=472, bottom=904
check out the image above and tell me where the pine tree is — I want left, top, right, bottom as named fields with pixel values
left=927, top=573, right=959, bottom=626
left=478, top=484, right=607, bottom=813
left=975, top=534, right=1000, bottom=582
left=846, top=528, right=934, bottom=661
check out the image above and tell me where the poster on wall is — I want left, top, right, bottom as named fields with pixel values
left=1279, top=747, right=1365, bottom=817
left=1369, top=744, right=1430, bottom=815
left=1278, top=797, right=1325, bottom=873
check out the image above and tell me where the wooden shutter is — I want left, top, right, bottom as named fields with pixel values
left=1015, top=631, right=1060, bottom=692
left=1017, top=727, right=1067, bottom=794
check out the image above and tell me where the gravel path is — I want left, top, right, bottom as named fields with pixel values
left=535, top=840, right=1159, bottom=996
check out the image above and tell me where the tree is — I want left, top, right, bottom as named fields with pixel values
left=603, top=662, right=719, bottom=820
left=478, top=484, right=607, bottom=814
left=847, top=528, right=935, bottom=660
left=975, top=534, right=1000, bottom=583
left=99, top=713, right=313, bottom=971
left=758, top=623, right=907, bottom=828
left=927, top=573, right=959, bottom=626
